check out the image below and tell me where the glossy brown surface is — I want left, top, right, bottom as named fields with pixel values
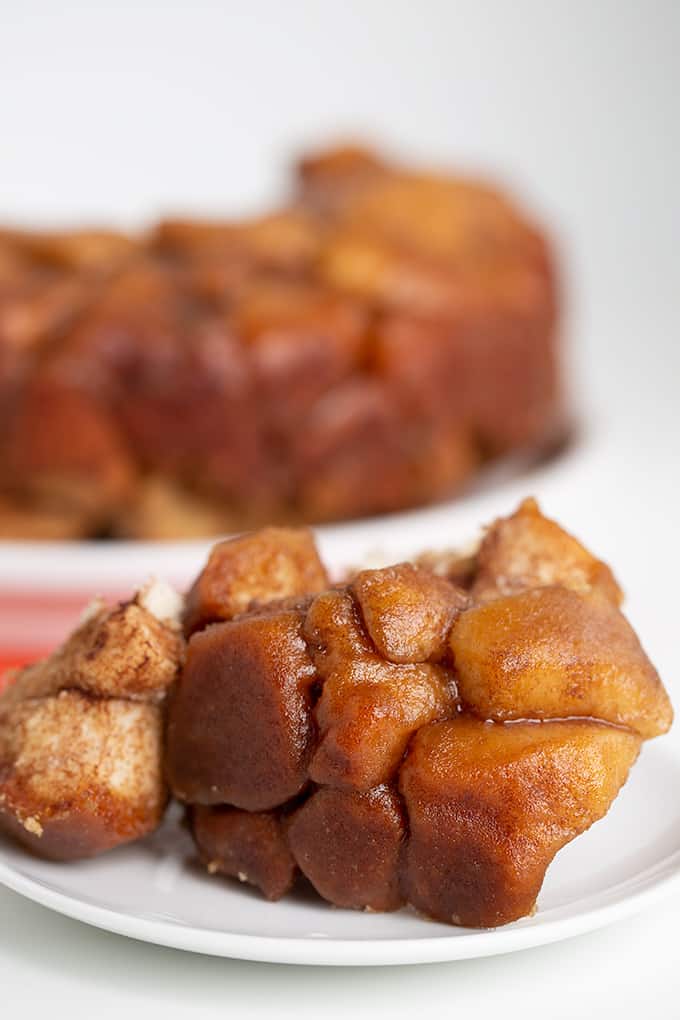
left=352, top=562, right=468, bottom=663
left=165, top=609, right=317, bottom=810
left=184, top=526, right=328, bottom=636
left=450, top=586, right=673, bottom=738
left=0, top=144, right=560, bottom=538
left=304, top=589, right=457, bottom=790
left=235, top=280, right=367, bottom=437
left=168, top=500, right=672, bottom=926
left=288, top=785, right=406, bottom=911
left=191, top=804, right=297, bottom=901
left=400, top=717, right=641, bottom=927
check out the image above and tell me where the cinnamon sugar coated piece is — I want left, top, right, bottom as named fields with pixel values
left=2, top=580, right=184, bottom=707
left=0, top=580, right=185, bottom=858
left=0, top=691, right=166, bottom=860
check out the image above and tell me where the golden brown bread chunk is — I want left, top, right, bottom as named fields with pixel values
left=165, top=608, right=317, bottom=811
left=2, top=372, right=135, bottom=530
left=309, top=660, right=456, bottom=792
left=292, top=379, right=418, bottom=521
left=236, top=281, right=367, bottom=435
left=74, top=308, right=271, bottom=511
left=304, top=589, right=457, bottom=790
left=301, top=148, right=559, bottom=456
left=0, top=228, right=137, bottom=272
left=0, top=580, right=184, bottom=860
left=0, top=691, right=166, bottom=860
left=296, top=144, right=389, bottom=214
left=472, top=497, right=622, bottom=604
left=450, top=586, right=673, bottom=739
left=399, top=717, right=641, bottom=927
left=316, top=175, right=553, bottom=308
left=287, top=785, right=406, bottom=911
left=190, top=804, right=297, bottom=901
left=49, top=263, right=275, bottom=516
left=152, top=210, right=321, bottom=272
left=351, top=562, right=468, bottom=663
left=2, top=583, right=184, bottom=709
left=317, top=168, right=546, bottom=265
left=318, top=232, right=475, bottom=318
left=0, top=273, right=90, bottom=355
left=410, top=420, right=479, bottom=504
left=184, top=526, right=329, bottom=636
left=371, top=309, right=558, bottom=456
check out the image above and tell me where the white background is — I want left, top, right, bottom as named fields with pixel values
left=1, top=1, right=680, bottom=1016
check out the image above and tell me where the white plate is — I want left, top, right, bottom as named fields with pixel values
left=1, top=737, right=679, bottom=966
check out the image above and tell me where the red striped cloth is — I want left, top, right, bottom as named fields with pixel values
left=0, top=658, right=23, bottom=690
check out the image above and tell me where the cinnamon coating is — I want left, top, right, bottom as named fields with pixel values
left=471, top=497, right=622, bottom=604
left=0, top=580, right=184, bottom=859
left=0, top=692, right=167, bottom=861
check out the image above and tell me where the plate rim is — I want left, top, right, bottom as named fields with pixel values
left=2, top=846, right=680, bottom=966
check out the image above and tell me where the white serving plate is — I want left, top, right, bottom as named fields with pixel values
left=1, top=734, right=678, bottom=966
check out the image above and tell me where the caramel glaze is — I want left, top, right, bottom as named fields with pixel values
left=9, top=498, right=661, bottom=928
left=171, top=499, right=672, bottom=928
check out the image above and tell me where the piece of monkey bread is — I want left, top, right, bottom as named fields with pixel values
left=167, top=499, right=672, bottom=927
left=0, top=142, right=561, bottom=538
left=0, top=580, right=184, bottom=859
left=0, top=501, right=671, bottom=928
